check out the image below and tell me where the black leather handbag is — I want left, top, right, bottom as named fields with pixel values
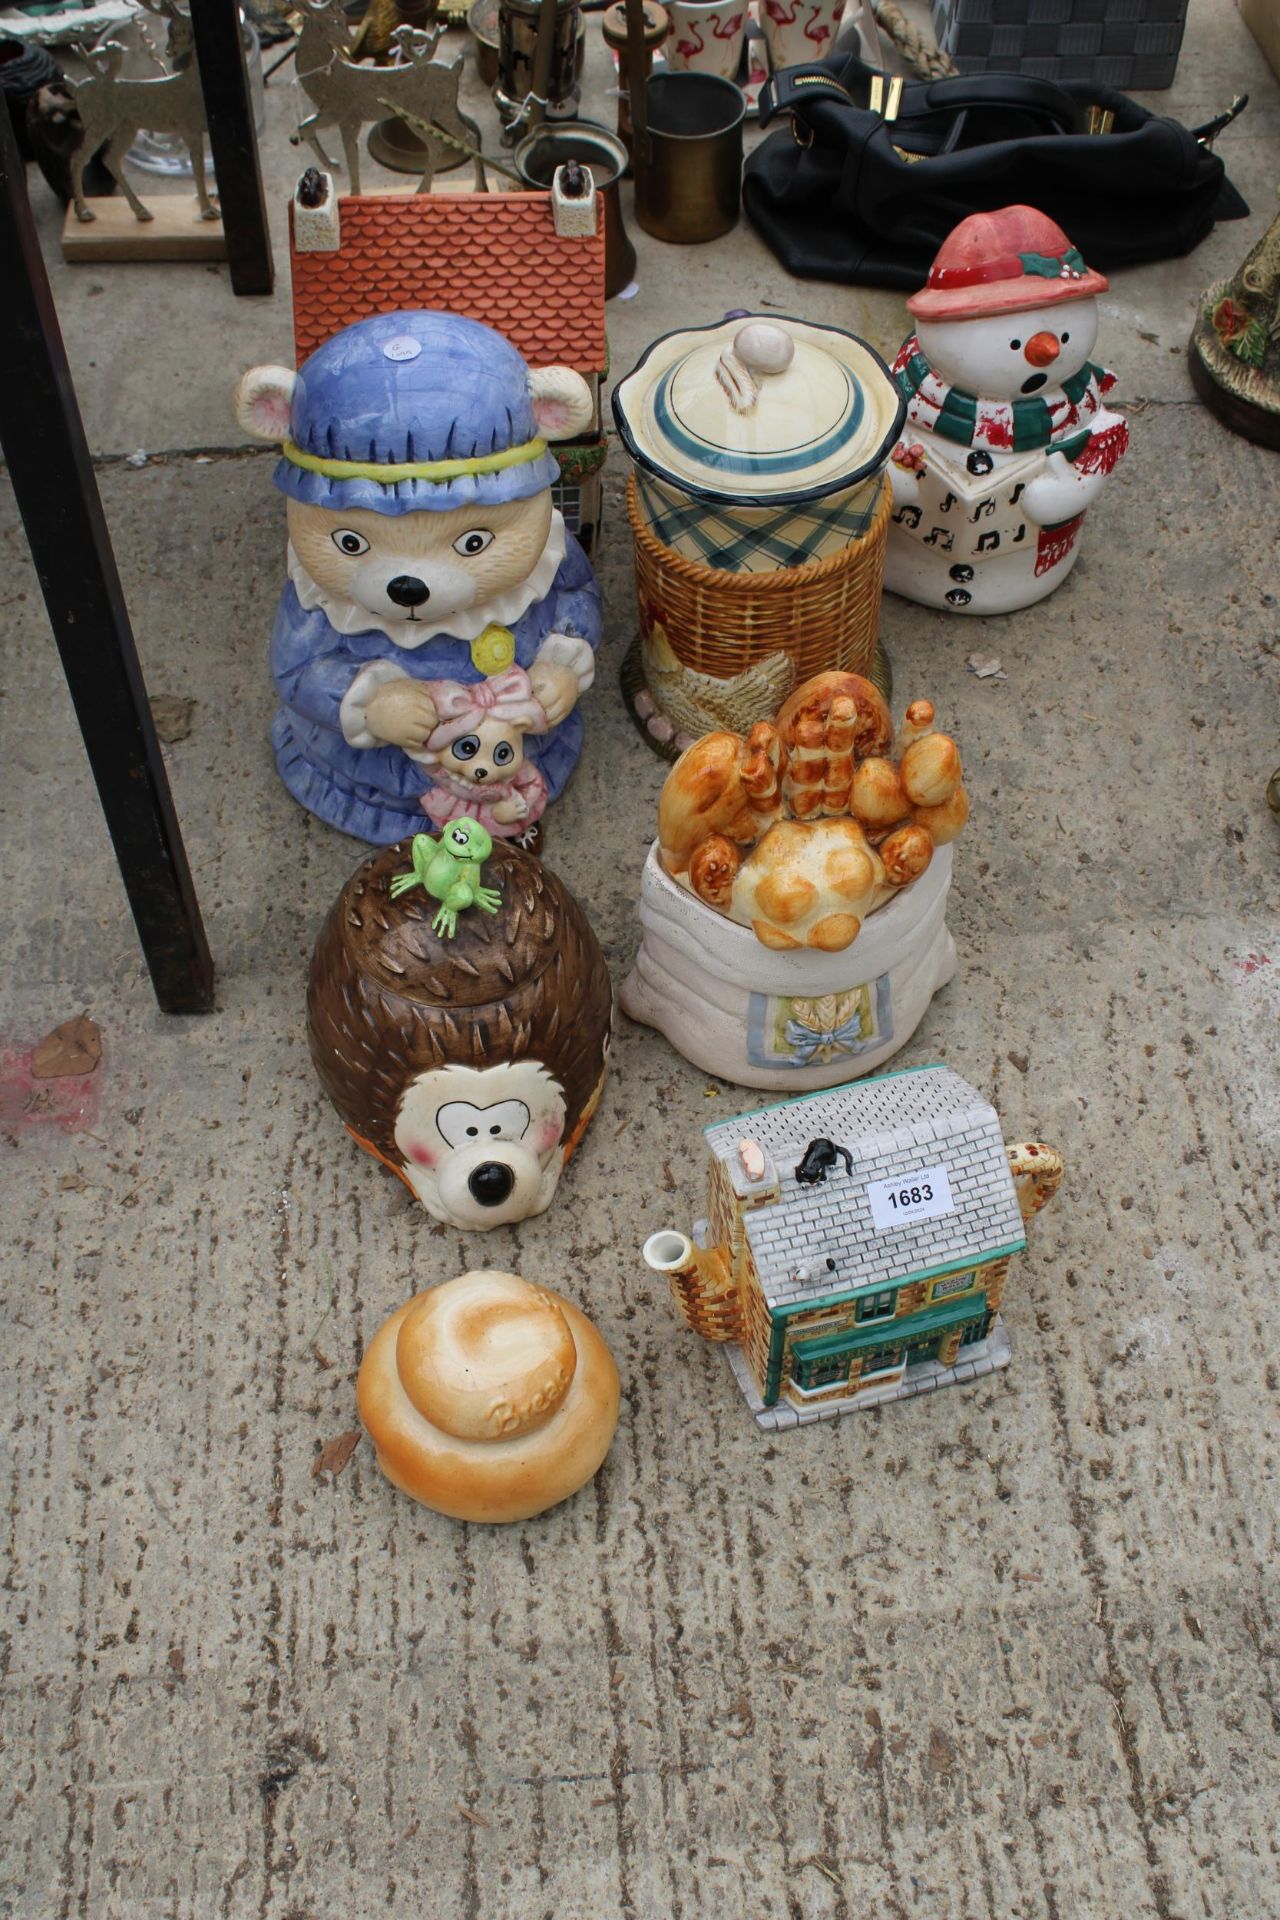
left=743, top=53, right=1249, bottom=289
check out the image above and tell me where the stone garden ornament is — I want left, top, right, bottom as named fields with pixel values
left=234, top=308, right=600, bottom=846
left=885, top=204, right=1129, bottom=616
left=1189, top=195, right=1280, bottom=450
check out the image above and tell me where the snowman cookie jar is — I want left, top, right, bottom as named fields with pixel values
left=884, top=206, right=1129, bottom=616
left=234, top=310, right=601, bottom=843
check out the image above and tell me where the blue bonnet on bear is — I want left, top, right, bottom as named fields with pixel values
left=273, top=310, right=564, bottom=515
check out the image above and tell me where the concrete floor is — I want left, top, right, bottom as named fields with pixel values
left=2, top=2, right=1279, bottom=1915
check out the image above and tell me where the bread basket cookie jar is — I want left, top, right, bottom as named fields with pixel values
left=618, top=670, right=968, bottom=1092
left=612, top=315, right=905, bottom=759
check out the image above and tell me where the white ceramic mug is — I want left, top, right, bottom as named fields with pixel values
left=761, top=0, right=845, bottom=70
left=665, top=0, right=748, bottom=77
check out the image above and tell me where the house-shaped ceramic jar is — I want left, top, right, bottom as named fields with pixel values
left=288, top=171, right=609, bottom=552
left=643, top=1065, right=1062, bottom=1430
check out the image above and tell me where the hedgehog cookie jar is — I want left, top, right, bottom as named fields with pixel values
left=358, top=1271, right=620, bottom=1524
left=234, top=309, right=601, bottom=845
left=885, top=205, right=1129, bottom=616
left=308, top=834, right=613, bottom=1230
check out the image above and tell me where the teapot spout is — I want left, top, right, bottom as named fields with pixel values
left=642, top=1230, right=741, bottom=1343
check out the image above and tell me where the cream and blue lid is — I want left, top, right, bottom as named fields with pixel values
left=612, top=315, right=906, bottom=508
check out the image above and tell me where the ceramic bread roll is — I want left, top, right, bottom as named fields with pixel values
left=358, top=1272, right=621, bottom=1524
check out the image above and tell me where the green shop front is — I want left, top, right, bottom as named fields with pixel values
left=765, top=1260, right=1009, bottom=1409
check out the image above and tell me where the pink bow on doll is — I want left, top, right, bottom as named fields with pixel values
left=426, top=665, right=549, bottom=750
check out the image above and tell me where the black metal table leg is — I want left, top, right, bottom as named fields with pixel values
left=0, top=106, right=215, bottom=1015
left=191, top=0, right=274, bottom=298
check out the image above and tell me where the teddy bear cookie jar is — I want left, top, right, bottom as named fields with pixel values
left=358, top=1271, right=620, bottom=1524
left=619, top=670, right=968, bottom=1090
left=234, top=308, right=601, bottom=844
left=308, top=833, right=613, bottom=1230
left=885, top=205, right=1129, bottom=616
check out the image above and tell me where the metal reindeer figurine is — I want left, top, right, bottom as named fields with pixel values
left=293, top=0, right=482, bottom=195
left=69, top=0, right=217, bottom=226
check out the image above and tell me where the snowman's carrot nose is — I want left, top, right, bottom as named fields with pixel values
left=1024, top=332, right=1061, bottom=368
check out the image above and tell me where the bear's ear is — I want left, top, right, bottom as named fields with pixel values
left=234, top=365, right=297, bottom=442
left=528, top=367, right=593, bottom=442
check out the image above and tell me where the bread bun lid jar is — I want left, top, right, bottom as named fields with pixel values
left=307, top=833, right=613, bottom=1231
left=619, top=670, right=968, bottom=1091
left=358, top=1271, right=620, bottom=1523
left=611, top=315, right=906, bottom=758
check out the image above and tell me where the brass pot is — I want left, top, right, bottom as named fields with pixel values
left=634, top=71, right=745, bottom=244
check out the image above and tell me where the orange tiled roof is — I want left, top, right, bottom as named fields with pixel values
left=290, top=193, right=607, bottom=374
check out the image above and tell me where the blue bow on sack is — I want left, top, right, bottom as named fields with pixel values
left=784, top=1013, right=868, bottom=1064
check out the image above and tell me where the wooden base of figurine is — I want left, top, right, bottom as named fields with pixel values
left=61, top=196, right=228, bottom=263
left=723, top=1317, right=1012, bottom=1429
left=620, top=634, right=894, bottom=763
left=619, top=840, right=956, bottom=1089
left=1188, top=328, right=1280, bottom=450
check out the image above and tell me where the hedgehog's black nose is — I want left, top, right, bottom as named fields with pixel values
left=472, top=767, right=489, bottom=781
left=469, top=1162, right=515, bottom=1207
left=386, top=575, right=430, bottom=608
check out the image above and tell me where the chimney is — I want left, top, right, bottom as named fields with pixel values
left=729, top=1135, right=780, bottom=1211
left=293, top=169, right=340, bottom=253
left=551, top=160, right=597, bottom=239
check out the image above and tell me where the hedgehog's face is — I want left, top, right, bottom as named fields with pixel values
left=394, top=1060, right=567, bottom=1229
left=287, top=494, right=553, bottom=634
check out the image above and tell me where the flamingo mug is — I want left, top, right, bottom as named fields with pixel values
left=761, top=0, right=846, bottom=69
left=665, top=0, right=748, bottom=77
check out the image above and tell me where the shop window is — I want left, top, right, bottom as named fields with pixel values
left=858, top=1345, right=904, bottom=1379
left=855, top=1288, right=896, bottom=1323
left=792, top=1349, right=851, bottom=1393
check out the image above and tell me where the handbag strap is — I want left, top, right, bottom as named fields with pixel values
left=760, top=61, right=1081, bottom=137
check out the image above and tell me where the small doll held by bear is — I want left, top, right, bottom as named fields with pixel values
left=409, top=666, right=550, bottom=838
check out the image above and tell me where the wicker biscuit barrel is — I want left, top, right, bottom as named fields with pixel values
left=614, top=314, right=905, bottom=756
left=628, top=468, right=891, bottom=683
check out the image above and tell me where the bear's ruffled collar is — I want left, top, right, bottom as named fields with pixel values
left=287, top=512, right=567, bottom=647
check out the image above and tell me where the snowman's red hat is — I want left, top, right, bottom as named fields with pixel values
left=908, top=205, right=1108, bottom=323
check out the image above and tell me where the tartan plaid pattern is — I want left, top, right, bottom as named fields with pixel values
left=636, top=473, right=882, bottom=573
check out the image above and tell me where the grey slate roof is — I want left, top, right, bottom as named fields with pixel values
left=703, top=1066, right=1026, bottom=1309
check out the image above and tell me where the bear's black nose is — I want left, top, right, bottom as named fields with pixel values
left=386, top=575, right=431, bottom=608
left=468, top=1162, right=515, bottom=1207
left=473, top=767, right=489, bottom=781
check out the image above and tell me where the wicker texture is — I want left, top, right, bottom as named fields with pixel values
left=929, top=0, right=1188, bottom=86
left=627, top=471, right=891, bottom=683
